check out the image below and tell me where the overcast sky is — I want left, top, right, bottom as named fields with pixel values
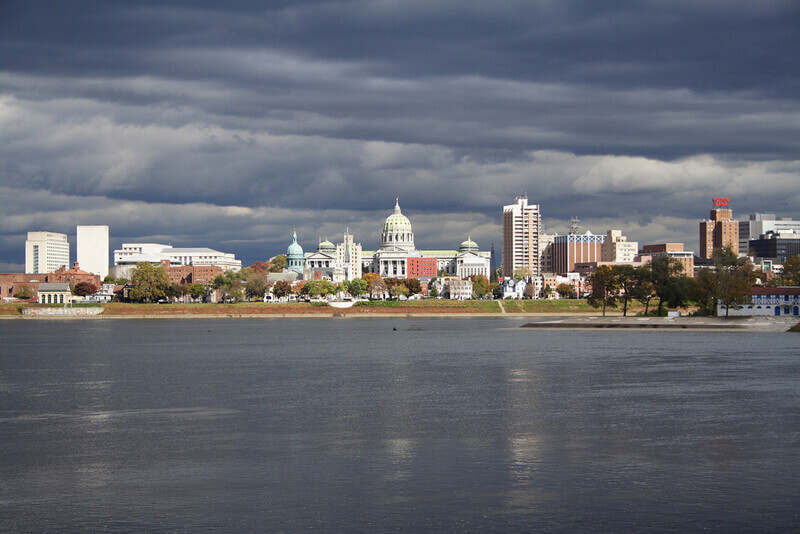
left=2, top=0, right=799, bottom=269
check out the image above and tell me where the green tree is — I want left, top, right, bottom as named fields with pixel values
left=611, top=265, right=638, bottom=316
left=245, top=273, right=269, bottom=300
left=269, top=255, right=287, bottom=273
left=587, top=265, right=619, bottom=316
left=718, top=263, right=757, bottom=317
left=168, top=283, right=190, bottom=301
left=429, top=285, right=440, bottom=298
left=513, top=268, right=533, bottom=280
left=556, top=283, right=575, bottom=299
left=13, top=286, right=33, bottom=299
left=490, top=282, right=502, bottom=299
left=212, top=274, right=228, bottom=289
left=470, top=274, right=490, bottom=299
left=73, top=281, right=98, bottom=296
left=129, top=262, right=170, bottom=302
left=650, top=256, right=686, bottom=315
left=780, top=254, right=800, bottom=285
left=318, top=280, right=336, bottom=296
left=102, top=274, right=116, bottom=284
left=634, top=266, right=656, bottom=315
left=347, top=278, right=368, bottom=297
left=688, top=269, right=720, bottom=316
left=189, top=283, right=206, bottom=300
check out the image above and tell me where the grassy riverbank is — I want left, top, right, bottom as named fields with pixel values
left=0, top=298, right=663, bottom=317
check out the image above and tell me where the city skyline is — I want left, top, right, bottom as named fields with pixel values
left=2, top=2, right=799, bottom=269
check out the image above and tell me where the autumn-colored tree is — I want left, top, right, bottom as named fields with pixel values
left=245, top=273, right=270, bottom=300
left=272, top=281, right=292, bottom=298
left=780, top=254, right=800, bottom=286
left=389, top=283, right=409, bottom=299
left=249, top=261, right=270, bottom=273
left=73, top=281, right=98, bottom=296
left=556, top=283, right=574, bottom=299
left=13, top=285, right=33, bottom=299
left=404, top=278, right=422, bottom=295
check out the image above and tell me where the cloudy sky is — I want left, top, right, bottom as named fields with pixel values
left=1, top=1, right=799, bottom=269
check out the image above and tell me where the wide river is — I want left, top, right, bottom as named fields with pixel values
left=1, top=318, right=799, bottom=532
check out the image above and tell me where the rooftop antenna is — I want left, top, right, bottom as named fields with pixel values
left=569, top=216, right=581, bottom=235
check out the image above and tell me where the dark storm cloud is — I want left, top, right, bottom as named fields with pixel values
left=1, top=0, right=798, bottom=264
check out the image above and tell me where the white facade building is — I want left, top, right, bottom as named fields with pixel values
left=76, top=225, right=109, bottom=278
left=601, top=230, right=638, bottom=263
left=25, top=232, right=70, bottom=274
left=502, top=195, right=542, bottom=278
left=113, top=243, right=241, bottom=278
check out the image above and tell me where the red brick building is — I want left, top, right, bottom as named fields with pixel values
left=160, top=260, right=223, bottom=285
left=407, top=257, right=437, bottom=278
left=0, top=262, right=101, bottom=300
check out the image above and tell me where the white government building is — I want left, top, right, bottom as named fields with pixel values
left=360, top=199, right=491, bottom=279
left=112, top=243, right=242, bottom=278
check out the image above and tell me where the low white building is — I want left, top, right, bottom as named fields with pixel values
left=37, top=283, right=72, bottom=304
left=113, top=243, right=241, bottom=278
left=445, top=278, right=473, bottom=300
left=718, top=287, right=800, bottom=316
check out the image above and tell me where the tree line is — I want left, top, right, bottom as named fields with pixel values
left=587, top=247, right=763, bottom=316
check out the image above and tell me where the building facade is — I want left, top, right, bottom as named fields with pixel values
left=699, top=198, right=739, bottom=258
left=502, top=196, right=542, bottom=278
left=25, top=231, right=70, bottom=274
left=717, top=287, right=800, bottom=317
left=76, top=225, right=109, bottom=278
left=552, top=232, right=604, bottom=275
left=739, top=213, right=800, bottom=253
left=640, top=243, right=695, bottom=278
left=600, top=230, right=638, bottom=263
left=113, top=243, right=241, bottom=278
left=748, top=233, right=800, bottom=263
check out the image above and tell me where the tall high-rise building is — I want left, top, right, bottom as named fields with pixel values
left=25, top=232, right=70, bottom=273
left=699, top=198, right=739, bottom=258
left=739, top=213, right=800, bottom=253
left=77, top=225, right=110, bottom=278
left=502, top=195, right=541, bottom=278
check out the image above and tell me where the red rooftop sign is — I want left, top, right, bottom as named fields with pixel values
left=713, top=197, right=730, bottom=207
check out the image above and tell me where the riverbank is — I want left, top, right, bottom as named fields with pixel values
left=521, top=316, right=799, bottom=332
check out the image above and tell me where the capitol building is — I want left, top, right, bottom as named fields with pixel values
left=286, top=199, right=491, bottom=281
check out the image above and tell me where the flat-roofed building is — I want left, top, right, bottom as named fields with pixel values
left=113, top=243, right=241, bottom=278
left=640, top=243, right=695, bottom=277
left=552, top=232, right=604, bottom=275
left=600, top=230, right=638, bottom=263
left=739, top=213, right=800, bottom=253
left=25, top=232, right=70, bottom=274
left=77, top=225, right=109, bottom=278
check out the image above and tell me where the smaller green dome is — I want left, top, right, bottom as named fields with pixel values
left=318, top=240, right=336, bottom=253
left=459, top=236, right=479, bottom=253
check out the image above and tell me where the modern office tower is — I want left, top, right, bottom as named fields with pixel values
left=739, top=213, right=800, bottom=253
left=25, top=232, right=70, bottom=274
left=600, top=230, right=639, bottom=263
left=502, top=195, right=542, bottom=278
left=77, top=225, right=110, bottom=278
left=699, top=197, right=739, bottom=258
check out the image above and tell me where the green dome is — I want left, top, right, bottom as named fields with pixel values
left=459, top=236, right=479, bottom=253
left=287, top=231, right=304, bottom=258
left=318, top=240, right=336, bottom=253
left=383, top=213, right=412, bottom=231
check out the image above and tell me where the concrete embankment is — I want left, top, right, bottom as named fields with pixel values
left=21, top=307, right=103, bottom=317
left=521, top=316, right=798, bottom=332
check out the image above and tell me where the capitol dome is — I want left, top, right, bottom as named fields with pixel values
left=381, top=198, right=415, bottom=251
left=459, top=236, right=479, bottom=253
left=318, top=239, right=336, bottom=254
left=286, top=230, right=305, bottom=274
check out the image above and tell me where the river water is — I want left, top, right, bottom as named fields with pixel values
left=1, top=318, right=799, bottom=532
